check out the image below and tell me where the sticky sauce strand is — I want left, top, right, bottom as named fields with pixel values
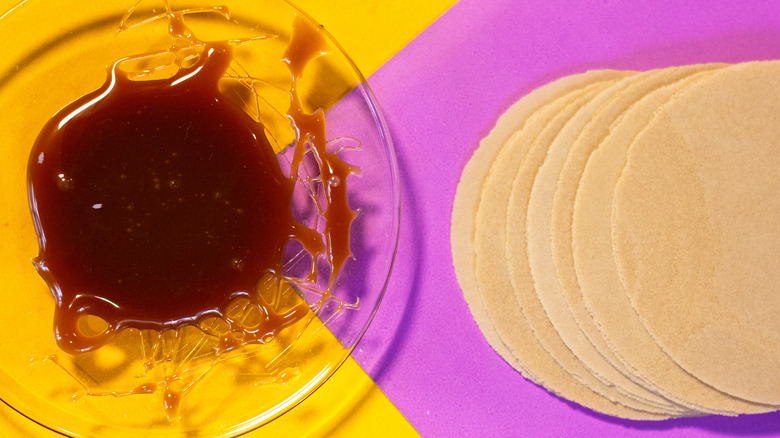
left=283, top=17, right=359, bottom=295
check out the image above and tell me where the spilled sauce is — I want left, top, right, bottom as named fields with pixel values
left=27, top=4, right=357, bottom=419
left=284, top=21, right=358, bottom=289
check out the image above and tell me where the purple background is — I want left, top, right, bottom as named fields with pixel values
left=351, top=0, right=780, bottom=436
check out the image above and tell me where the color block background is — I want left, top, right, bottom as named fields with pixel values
left=3, top=0, right=780, bottom=436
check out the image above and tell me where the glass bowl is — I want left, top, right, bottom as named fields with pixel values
left=0, top=0, right=399, bottom=436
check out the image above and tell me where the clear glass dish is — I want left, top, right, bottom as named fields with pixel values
left=0, top=0, right=399, bottom=436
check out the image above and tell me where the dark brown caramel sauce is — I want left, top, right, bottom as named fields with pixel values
left=27, top=7, right=356, bottom=370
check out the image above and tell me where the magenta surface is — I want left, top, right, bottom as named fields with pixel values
left=350, top=0, right=780, bottom=436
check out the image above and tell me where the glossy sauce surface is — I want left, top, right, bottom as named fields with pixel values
left=27, top=11, right=355, bottom=358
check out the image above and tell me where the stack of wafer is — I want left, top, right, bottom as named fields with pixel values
left=451, top=62, right=780, bottom=419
